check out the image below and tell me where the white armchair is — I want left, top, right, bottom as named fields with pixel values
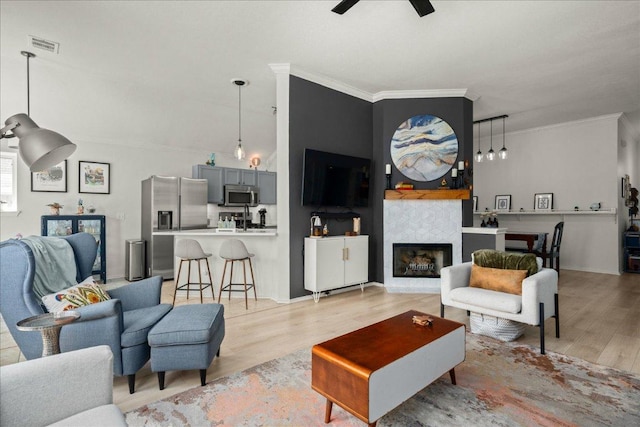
left=0, top=345, right=126, bottom=427
left=440, top=260, right=559, bottom=354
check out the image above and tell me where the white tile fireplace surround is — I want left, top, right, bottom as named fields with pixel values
left=384, top=199, right=462, bottom=293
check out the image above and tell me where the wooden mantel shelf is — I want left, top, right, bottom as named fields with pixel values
left=385, top=189, right=471, bottom=200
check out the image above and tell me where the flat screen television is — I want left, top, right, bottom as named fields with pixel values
left=301, top=148, right=371, bottom=208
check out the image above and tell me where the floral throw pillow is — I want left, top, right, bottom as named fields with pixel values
left=42, top=279, right=111, bottom=313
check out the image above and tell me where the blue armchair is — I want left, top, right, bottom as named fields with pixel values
left=0, top=233, right=172, bottom=393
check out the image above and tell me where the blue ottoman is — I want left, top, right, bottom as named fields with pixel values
left=148, top=304, right=225, bottom=390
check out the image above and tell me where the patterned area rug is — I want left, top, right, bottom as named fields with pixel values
left=126, top=333, right=640, bottom=426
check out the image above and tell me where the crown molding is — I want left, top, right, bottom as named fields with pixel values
left=619, top=112, right=640, bottom=141
left=372, top=89, right=474, bottom=102
left=506, top=113, right=624, bottom=137
left=289, top=66, right=372, bottom=102
left=268, top=63, right=291, bottom=75
left=285, top=65, right=473, bottom=104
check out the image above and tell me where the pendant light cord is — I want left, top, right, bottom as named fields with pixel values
left=26, top=53, right=31, bottom=116
left=502, top=116, right=505, bottom=148
left=238, top=83, right=242, bottom=143
left=489, top=120, right=493, bottom=150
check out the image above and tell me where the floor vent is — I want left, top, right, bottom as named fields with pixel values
left=28, top=35, right=59, bottom=54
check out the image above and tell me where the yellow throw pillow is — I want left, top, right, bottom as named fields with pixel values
left=42, top=282, right=111, bottom=313
left=469, top=264, right=527, bottom=295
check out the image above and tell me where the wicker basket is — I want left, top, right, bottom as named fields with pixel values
left=470, top=312, right=525, bottom=342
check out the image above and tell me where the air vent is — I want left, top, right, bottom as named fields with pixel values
left=28, top=35, right=59, bottom=54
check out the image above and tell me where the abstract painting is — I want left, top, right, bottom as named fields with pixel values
left=390, top=114, right=458, bottom=182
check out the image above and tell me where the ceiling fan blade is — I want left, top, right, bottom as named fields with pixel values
left=409, top=0, right=435, bottom=17
left=332, top=0, right=360, bottom=15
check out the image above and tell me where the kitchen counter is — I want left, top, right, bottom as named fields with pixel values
left=153, top=227, right=277, bottom=236
left=155, top=228, right=278, bottom=300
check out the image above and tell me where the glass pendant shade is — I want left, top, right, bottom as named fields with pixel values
left=487, top=121, right=495, bottom=161
left=474, top=122, right=482, bottom=162
left=498, top=116, right=508, bottom=160
left=234, top=142, right=245, bottom=160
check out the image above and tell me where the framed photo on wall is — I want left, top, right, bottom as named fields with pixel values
left=495, top=194, right=511, bottom=211
left=79, top=161, right=110, bottom=194
left=31, top=160, right=67, bottom=192
left=534, top=193, right=553, bottom=211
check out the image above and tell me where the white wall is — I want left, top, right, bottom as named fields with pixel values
left=474, top=114, right=623, bottom=274
left=0, top=138, right=259, bottom=281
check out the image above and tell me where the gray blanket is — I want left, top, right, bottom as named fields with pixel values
left=22, top=236, right=78, bottom=300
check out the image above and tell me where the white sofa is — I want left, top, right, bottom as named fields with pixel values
left=440, top=260, right=559, bottom=354
left=0, top=345, right=126, bottom=427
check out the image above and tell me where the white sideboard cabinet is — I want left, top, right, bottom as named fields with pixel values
left=304, top=235, right=369, bottom=302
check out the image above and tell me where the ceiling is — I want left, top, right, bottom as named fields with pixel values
left=1, top=1, right=639, bottom=162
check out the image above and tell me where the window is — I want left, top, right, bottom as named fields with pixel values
left=0, top=152, right=18, bottom=212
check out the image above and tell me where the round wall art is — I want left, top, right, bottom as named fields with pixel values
left=390, top=114, right=458, bottom=182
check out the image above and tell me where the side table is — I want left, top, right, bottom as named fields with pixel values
left=16, top=311, right=80, bottom=357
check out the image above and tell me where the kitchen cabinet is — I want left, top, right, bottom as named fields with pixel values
left=304, top=235, right=368, bottom=302
left=193, top=165, right=277, bottom=205
left=257, top=171, right=277, bottom=204
left=224, top=168, right=256, bottom=186
left=41, top=215, right=106, bottom=283
left=192, top=164, right=224, bottom=204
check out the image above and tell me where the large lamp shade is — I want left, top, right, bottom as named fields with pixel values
left=4, top=113, right=76, bottom=171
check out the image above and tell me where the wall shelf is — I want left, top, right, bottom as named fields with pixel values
left=385, top=189, right=470, bottom=200
left=473, top=209, right=616, bottom=216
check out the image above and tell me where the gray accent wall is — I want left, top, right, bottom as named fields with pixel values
left=289, top=76, right=374, bottom=298
left=289, top=76, right=473, bottom=297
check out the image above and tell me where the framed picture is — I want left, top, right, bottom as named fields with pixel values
left=534, top=193, right=553, bottom=211
left=31, top=160, right=67, bottom=192
left=495, top=194, right=511, bottom=211
left=473, top=196, right=478, bottom=212
left=79, top=161, right=110, bottom=194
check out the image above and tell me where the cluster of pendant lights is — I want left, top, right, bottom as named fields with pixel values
left=474, top=114, right=508, bottom=162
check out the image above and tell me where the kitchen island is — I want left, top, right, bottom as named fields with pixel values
left=153, top=228, right=278, bottom=300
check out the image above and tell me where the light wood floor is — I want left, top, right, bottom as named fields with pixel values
left=1, top=269, right=639, bottom=413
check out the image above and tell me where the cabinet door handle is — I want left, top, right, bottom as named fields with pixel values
left=344, top=247, right=349, bottom=261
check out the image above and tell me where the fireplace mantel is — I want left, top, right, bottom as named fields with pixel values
left=385, top=189, right=470, bottom=200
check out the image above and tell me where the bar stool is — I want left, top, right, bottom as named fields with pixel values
left=173, top=239, right=215, bottom=304
left=218, top=239, right=256, bottom=310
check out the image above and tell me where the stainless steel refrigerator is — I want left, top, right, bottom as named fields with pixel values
left=141, top=176, right=208, bottom=279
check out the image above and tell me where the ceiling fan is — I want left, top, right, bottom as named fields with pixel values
left=332, top=0, right=435, bottom=17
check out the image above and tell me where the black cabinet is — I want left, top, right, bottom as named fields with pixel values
left=624, top=232, right=640, bottom=273
left=41, top=215, right=106, bottom=282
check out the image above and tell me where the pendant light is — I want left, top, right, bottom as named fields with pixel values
left=474, top=122, right=483, bottom=162
left=0, top=51, right=76, bottom=171
left=486, top=119, right=496, bottom=161
left=498, top=115, right=508, bottom=160
left=232, top=79, right=247, bottom=161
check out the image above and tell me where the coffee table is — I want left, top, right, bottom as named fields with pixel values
left=311, top=310, right=465, bottom=426
left=16, top=311, right=80, bottom=357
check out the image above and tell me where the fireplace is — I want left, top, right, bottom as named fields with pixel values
left=392, top=243, right=452, bottom=278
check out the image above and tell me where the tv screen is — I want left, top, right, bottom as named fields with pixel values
left=302, top=149, right=371, bottom=208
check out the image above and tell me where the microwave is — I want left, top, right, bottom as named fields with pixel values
left=223, top=184, right=259, bottom=207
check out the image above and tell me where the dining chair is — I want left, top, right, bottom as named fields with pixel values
left=542, top=221, right=564, bottom=275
